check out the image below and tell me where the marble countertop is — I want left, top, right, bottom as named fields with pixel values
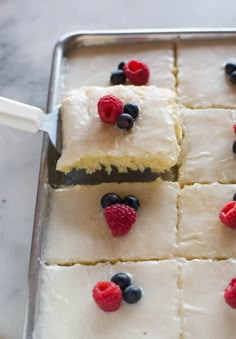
left=1, top=0, right=236, bottom=338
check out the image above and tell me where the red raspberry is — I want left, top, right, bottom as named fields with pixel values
left=104, top=203, right=136, bottom=237
left=224, top=278, right=236, bottom=308
left=97, top=95, right=124, bottom=123
left=124, top=60, right=150, bottom=86
left=233, top=124, right=236, bottom=134
left=92, top=281, right=122, bottom=312
left=219, top=201, right=236, bottom=229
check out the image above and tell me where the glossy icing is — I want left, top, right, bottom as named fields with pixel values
left=178, top=183, right=236, bottom=258
left=45, top=180, right=179, bottom=264
left=179, top=108, right=236, bottom=184
left=178, top=40, right=236, bottom=108
left=65, top=42, right=175, bottom=91
left=57, top=85, right=182, bottom=174
left=181, top=259, right=236, bottom=338
left=34, top=260, right=180, bottom=339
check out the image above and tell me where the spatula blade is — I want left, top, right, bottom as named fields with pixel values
left=40, top=106, right=62, bottom=153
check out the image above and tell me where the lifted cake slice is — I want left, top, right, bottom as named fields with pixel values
left=35, top=260, right=180, bottom=339
left=56, top=85, right=182, bottom=174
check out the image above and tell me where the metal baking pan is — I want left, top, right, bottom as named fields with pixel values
left=23, top=28, right=236, bottom=339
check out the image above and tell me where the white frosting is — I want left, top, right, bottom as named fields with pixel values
left=178, top=183, right=236, bottom=258
left=56, top=85, right=182, bottom=174
left=177, top=40, right=236, bottom=108
left=179, top=108, right=236, bottom=184
left=34, top=260, right=180, bottom=339
left=65, top=42, right=175, bottom=91
left=181, top=259, right=236, bottom=338
left=35, top=41, right=236, bottom=336
left=45, top=180, right=179, bottom=264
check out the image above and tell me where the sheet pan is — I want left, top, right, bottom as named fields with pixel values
left=22, top=28, right=236, bottom=339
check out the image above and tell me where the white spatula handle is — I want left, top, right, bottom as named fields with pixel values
left=0, top=96, right=44, bottom=133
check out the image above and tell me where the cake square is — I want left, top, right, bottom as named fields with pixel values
left=44, top=180, right=179, bottom=264
left=178, top=183, right=236, bottom=258
left=56, top=85, right=182, bottom=174
left=177, top=40, right=236, bottom=108
left=181, top=259, right=236, bottom=339
left=178, top=108, right=236, bottom=184
left=34, top=260, right=180, bottom=339
left=65, top=42, right=175, bottom=91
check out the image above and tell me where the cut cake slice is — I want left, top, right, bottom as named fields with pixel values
left=181, top=259, right=236, bottom=339
left=44, top=180, right=178, bottom=264
left=34, top=260, right=180, bottom=339
left=56, top=85, right=182, bottom=174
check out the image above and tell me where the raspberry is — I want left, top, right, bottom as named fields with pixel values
left=104, top=203, right=137, bottom=237
left=92, top=281, right=122, bottom=312
left=224, top=278, right=236, bottom=308
left=233, top=124, right=236, bottom=134
left=219, top=201, right=236, bottom=229
left=124, top=60, right=150, bottom=86
left=97, top=95, right=124, bottom=123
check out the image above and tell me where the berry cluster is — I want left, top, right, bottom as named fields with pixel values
left=225, top=61, right=236, bottom=84
left=110, top=60, right=150, bottom=86
left=92, top=272, right=142, bottom=312
left=97, top=94, right=140, bottom=130
left=101, top=192, right=140, bottom=237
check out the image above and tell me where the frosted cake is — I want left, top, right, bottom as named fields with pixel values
left=178, top=183, right=236, bottom=258
left=178, top=108, right=236, bottom=184
left=180, top=259, right=236, bottom=339
left=34, top=260, right=180, bottom=339
left=65, top=42, right=175, bottom=90
left=177, top=40, right=236, bottom=108
left=56, top=85, right=182, bottom=174
left=34, top=38, right=236, bottom=338
left=45, top=180, right=178, bottom=264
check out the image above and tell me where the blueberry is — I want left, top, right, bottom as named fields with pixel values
left=123, top=285, right=142, bottom=304
left=100, top=193, right=121, bottom=208
left=232, top=140, right=236, bottom=154
left=117, top=113, right=134, bottom=130
left=230, top=71, right=236, bottom=84
left=118, top=61, right=126, bottom=70
left=111, top=272, right=131, bottom=290
left=233, top=193, right=236, bottom=201
left=225, top=62, right=236, bottom=75
left=122, top=195, right=140, bottom=211
left=110, top=70, right=126, bottom=85
left=123, top=103, right=139, bottom=119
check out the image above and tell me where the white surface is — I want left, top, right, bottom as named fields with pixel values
left=45, top=181, right=178, bottom=263
left=2, top=0, right=236, bottom=338
left=34, top=260, right=180, bottom=339
left=181, top=259, right=236, bottom=339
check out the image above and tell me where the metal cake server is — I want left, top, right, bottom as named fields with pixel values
left=0, top=96, right=62, bottom=153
